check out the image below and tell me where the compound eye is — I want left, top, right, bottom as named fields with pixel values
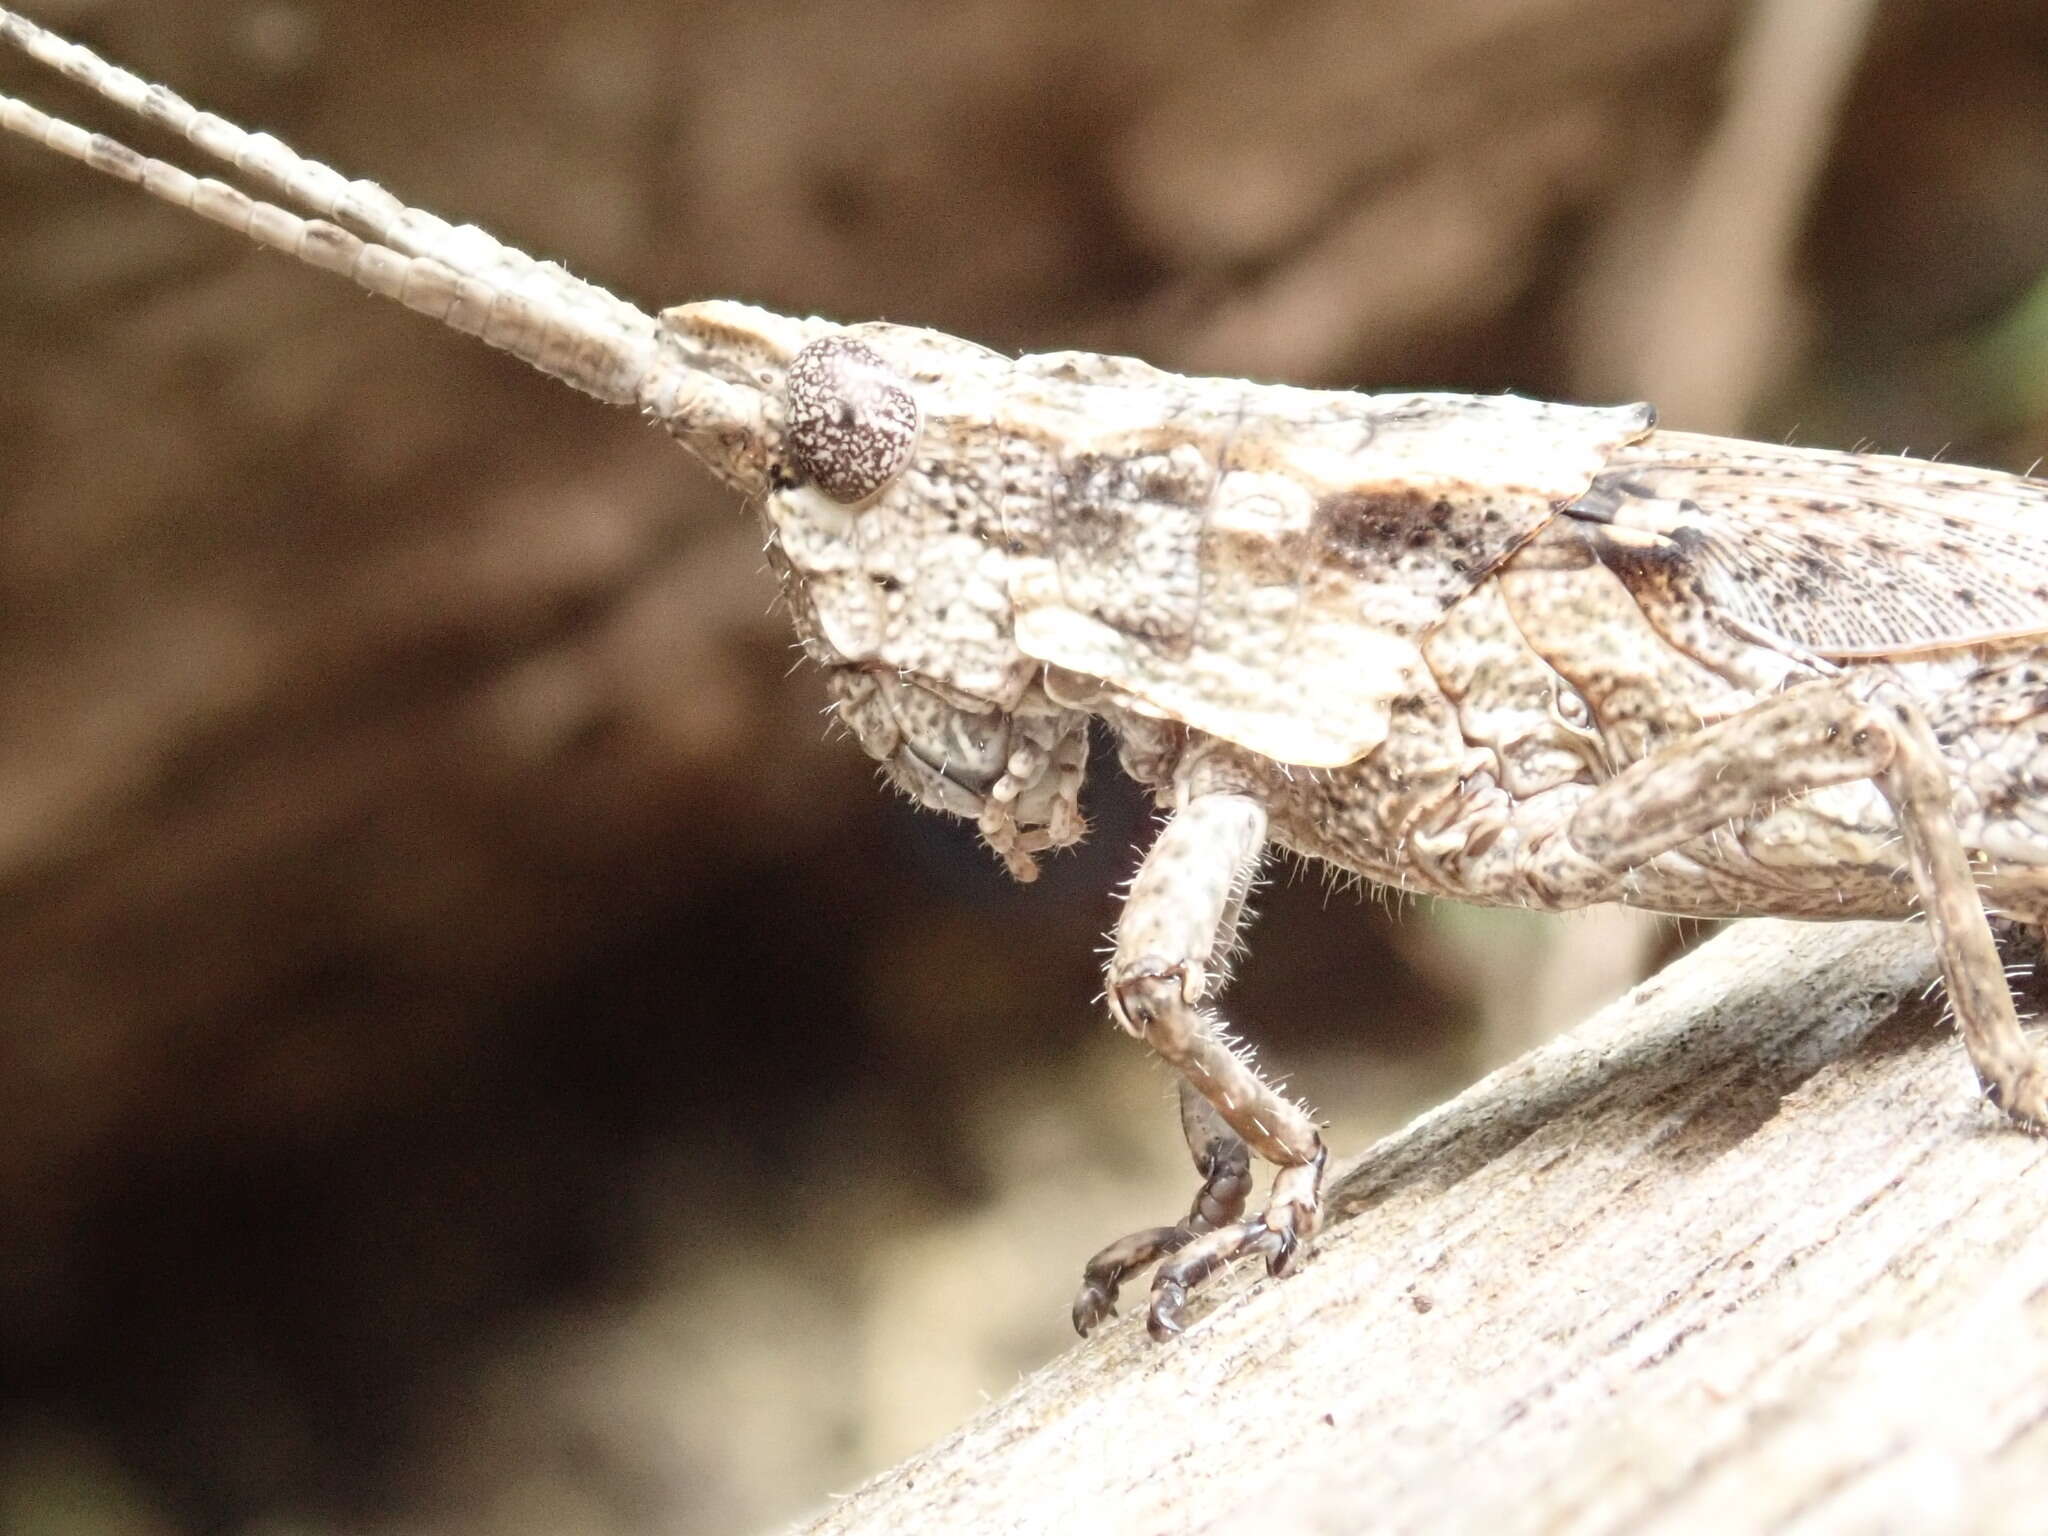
left=784, top=336, right=922, bottom=504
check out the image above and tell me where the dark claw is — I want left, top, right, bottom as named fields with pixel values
left=1070, top=1223, right=1190, bottom=1337
left=1260, top=1226, right=1299, bottom=1277
left=1072, top=1281, right=1117, bottom=1337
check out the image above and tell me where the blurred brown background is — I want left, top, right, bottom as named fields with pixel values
left=2, top=0, right=2045, bottom=1531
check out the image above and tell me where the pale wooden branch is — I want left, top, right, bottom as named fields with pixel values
left=801, top=919, right=2048, bottom=1533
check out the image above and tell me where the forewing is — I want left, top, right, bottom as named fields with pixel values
left=1575, top=431, right=2048, bottom=657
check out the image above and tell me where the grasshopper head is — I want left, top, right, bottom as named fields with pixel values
left=656, top=302, right=1089, bottom=879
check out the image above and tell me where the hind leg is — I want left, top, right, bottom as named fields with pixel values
left=1524, top=675, right=2048, bottom=1125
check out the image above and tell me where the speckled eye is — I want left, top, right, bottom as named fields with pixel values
left=784, top=336, right=921, bottom=504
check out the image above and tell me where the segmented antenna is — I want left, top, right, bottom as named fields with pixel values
left=0, top=8, right=683, bottom=413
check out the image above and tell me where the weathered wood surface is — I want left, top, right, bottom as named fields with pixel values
left=803, top=920, right=2048, bottom=1534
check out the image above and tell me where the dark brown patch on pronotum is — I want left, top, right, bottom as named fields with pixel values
left=784, top=335, right=921, bottom=503
left=1311, top=483, right=1541, bottom=610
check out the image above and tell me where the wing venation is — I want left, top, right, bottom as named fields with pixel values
left=1575, top=431, right=2048, bottom=657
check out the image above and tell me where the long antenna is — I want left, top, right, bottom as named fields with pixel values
left=0, top=8, right=712, bottom=419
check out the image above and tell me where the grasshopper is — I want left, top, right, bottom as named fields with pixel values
left=8, top=10, right=2048, bottom=1342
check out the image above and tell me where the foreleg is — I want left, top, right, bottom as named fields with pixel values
left=1071, top=792, right=1327, bottom=1339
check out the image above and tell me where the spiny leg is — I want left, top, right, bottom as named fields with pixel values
left=1524, top=675, right=2046, bottom=1124
left=1072, top=792, right=1326, bottom=1340
left=1878, top=690, right=2048, bottom=1120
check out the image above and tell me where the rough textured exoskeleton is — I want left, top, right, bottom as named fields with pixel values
left=8, top=9, right=2048, bottom=1341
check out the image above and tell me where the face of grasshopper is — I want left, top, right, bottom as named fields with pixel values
left=657, top=301, right=1093, bottom=878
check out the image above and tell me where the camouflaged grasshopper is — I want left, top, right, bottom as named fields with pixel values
left=10, top=10, right=2048, bottom=1342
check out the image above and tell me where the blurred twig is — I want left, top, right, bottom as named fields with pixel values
left=1508, top=0, right=1887, bottom=1055
left=1615, top=0, right=1886, bottom=429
